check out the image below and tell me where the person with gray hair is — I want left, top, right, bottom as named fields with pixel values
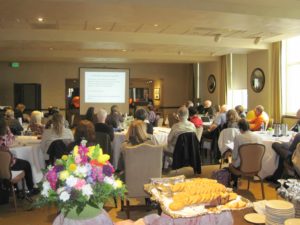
left=165, top=106, right=196, bottom=154
left=5, top=108, right=23, bottom=135
left=95, top=108, right=114, bottom=141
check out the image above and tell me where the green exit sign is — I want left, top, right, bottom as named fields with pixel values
left=10, top=62, right=20, bottom=68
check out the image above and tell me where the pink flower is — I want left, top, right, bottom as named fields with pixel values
left=75, top=155, right=81, bottom=164
left=46, top=168, right=58, bottom=190
left=74, top=179, right=86, bottom=190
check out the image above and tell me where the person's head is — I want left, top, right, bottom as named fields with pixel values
left=255, top=105, right=264, bottom=116
left=96, top=108, right=108, bottom=123
left=0, top=116, right=7, bottom=136
left=16, top=103, right=25, bottom=112
left=226, top=109, right=239, bottom=123
left=238, top=119, right=250, bottom=133
left=204, top=100, right=212, bottom=108
left=126, top=120, right=148, bottom=145
left=48, top=106, right=60, bottom=116
left=148, top=104, right=154, bottom=111
left=177, top=106, right=189, bottom=121
left=5, top=109, right=15, bottom=119
left=188, top=107, right=197, bottom=117
left=52, top=113, right=64, bottom=135
left=85, top=107, right=95, bottom=122
left=30, top=111, right=43, bottom=125
left=111, top=105, right=119, bottom=114
left=74, top=120, right=95, bottom=144
left=185, top=100, right=194, bottom=108
left=235, top=105, right=245, bottom=115
left=220, top=104, right=228, bottom=113
left=135, top=108, right=148, bottom=121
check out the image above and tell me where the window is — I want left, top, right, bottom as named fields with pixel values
left=282, top=36, right=300, bottom=115
left=227, top=89, right=248, bottom=111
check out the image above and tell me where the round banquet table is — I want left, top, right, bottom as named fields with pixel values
left=9, top=135, right=45, bottom=184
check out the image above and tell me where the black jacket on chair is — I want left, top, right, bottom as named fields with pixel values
left=172, top=132, right=201, bottom=174
left=47, top=139, right=69, bottom=165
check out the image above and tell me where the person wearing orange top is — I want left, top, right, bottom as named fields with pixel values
left=248, top=105, right=266, bottom=131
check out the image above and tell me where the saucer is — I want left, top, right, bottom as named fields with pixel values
left=244, top=213, right=266, bottom=224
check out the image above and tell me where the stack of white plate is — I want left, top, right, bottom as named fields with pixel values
left=284, top=218, right=300, bottom=225
left=265, top=200, right=295, bottom=225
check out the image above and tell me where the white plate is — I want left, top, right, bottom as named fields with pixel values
left=253, top=200, right=267, bottom=215
left=285, top=218, right=300, bottom=225
left=266, top=200, right=294, bottom=210
left=244, top=213, right=266, bottom=224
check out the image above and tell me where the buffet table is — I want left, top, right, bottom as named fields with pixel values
left=10, top=135, right=45, bottom=184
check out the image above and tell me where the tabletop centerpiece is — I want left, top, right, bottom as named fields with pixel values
left=34, top=140, right=126, bottom=220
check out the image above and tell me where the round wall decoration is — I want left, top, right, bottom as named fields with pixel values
left=250, top=68, right=265, bottom=93
left=207, top=74, right=216, bottom=93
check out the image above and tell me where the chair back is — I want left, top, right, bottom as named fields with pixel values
left=156, top=118, right=164, bottom=127
left=0, top=148, right=12, bottom=180
left=95, top=132, right=113, bottom=162
left=196, top=126, right=203, bottom=142
left=47, top=139, right=70, bottom=164
left=172, top=132, right=201, bottom=174
left=218, top=128, right=240, bottom=155
left=122, top=144, right=163, bottom=198
left=239, top=143, right=265, bottom=175
left=167, top=113, right=178, bottom=128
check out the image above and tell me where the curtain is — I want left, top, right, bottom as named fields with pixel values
left=220, top=55, right=228, bottom=105
left=272, top=42, right=282, bottom=123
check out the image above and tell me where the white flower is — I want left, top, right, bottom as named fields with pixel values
left=81, top=139, right=87, bottom=147
left=81, top=184, right=93, bottom=198
left=66, top=175, right=78, bottom=187
left=59, top=191, right=70, bottom=202
left=104, top=176, right=114, bottom=185
left=41, top=181, right=51, bottom=197
left=74, top=165, right=88, bottom=177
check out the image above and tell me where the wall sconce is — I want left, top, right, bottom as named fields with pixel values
left=214, top=34, right=222, bottom=43
left=154, top=88, right=160, bottom=100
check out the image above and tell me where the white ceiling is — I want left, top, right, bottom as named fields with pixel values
left=1, top=0, right=300, bottom=63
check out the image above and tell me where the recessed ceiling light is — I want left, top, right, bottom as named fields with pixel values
left=37, top=17, right=44, bottom=22
left=16, top=18, right=20, bottom=23
left=49, top=47, right=53, bottom=50
left=95, top=27, right=102, bottom=30
left=153, top=24, right=159, bottom=27
left=122, top=49, right=127, bottom=52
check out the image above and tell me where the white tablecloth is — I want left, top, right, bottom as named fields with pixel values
left=112, top=127, right=171, bottom=169
left=10, top=136, right=45, bottom=184
left=226, top=131, right=292, bottom=179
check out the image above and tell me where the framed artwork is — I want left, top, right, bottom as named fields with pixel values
left=154, top=88, right=160, bottom=100
left=250, top=68, right=265, bottom=93
left=207, top=74, right=216, bottom=93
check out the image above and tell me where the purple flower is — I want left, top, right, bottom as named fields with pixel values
left=103, top=164, right=113, bottom=177
left=54, top=165, right=64, bottom=173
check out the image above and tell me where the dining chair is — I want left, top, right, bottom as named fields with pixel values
left=229, top=143, right=265, bottom=199
left=121, top=143, right=163, bottom=218
left=0, top=149, right=26, bottom=211
left=95, top=132, right=113, bottom=163
left=47, top=139, right=71, bottom=165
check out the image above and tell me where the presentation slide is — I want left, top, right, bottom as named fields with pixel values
left=80, top=68, right=129, bottom=115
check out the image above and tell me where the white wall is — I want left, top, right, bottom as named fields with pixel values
left=0, top=62, right=194, bottom=110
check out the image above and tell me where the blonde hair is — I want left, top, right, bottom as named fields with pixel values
left=52, top=113, right=64, bottom=136
left=30, top=111, right=42, bottom=125
left=126, top=120, right=148, bottom=145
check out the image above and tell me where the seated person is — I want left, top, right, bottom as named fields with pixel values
left=229, top=119, right=263, bottom=188
left=248, top=105, right=268, bottom=131
left=197, top=100, right=215, bottom=118
left=223, top=109, right=240, bottom=129
left=67, top=120, right=96, bottom=151
left=267, top=133, right=300, bottom=183
left=106, top=105, right=124, bottom=129
left=0, top=116, right=39, bottom=195
left=135, top=108, right=153, bottom=134
left=290, top=108, right=300, bottom=132
left=235, top=105, right=246, bottom=119
left=203, top=104, right=227, bottom=135
left=165, top=106, right=196, bottom=154
left=41, top=113, right=74, bottom=160
left=185, top=100, right=194, bottom=108
left=45, top=107, right=70, bottom=129
left=85, top=106, right=95, bottom=123
left=14, top=103, right=30, bottom=123
left=147, top=105, right=157, bottom=126
left=28, top=110, right=44, bottom=135
left=95, top=108, right=114, bottom=141
left=188, top=107, right=203, bottom=128
left=5, top=109, right=23, bottom=135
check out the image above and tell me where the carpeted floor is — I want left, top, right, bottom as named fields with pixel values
left=0, top=165, right=279, bottom=225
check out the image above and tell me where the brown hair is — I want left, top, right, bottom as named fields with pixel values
left=226, top=109, right=240, bottom=124
left=126, top=120, right=148, bottom=145
left=52, top=113, right=64, bottom=136
left=74, top=120, right=95, bottom=143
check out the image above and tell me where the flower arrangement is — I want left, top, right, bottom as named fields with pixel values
left=34, top=140, right=126, bottom=216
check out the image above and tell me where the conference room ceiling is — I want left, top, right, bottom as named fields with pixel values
left=1, top=0, right=300, bottom=63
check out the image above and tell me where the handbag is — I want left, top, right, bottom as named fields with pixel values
left=292, top=143, right=300, bottom=176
